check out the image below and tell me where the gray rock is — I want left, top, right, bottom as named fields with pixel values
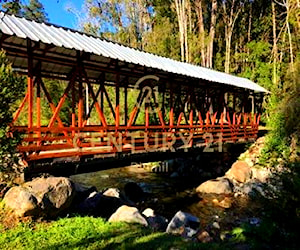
left=4, top=177, right=75, bottom=218
left=103, top=188, right=121, bottom=198
left=251, top=167, right=271, bottom=183
left=225, top=161, right=252, bottom=183
left=142, top=208, right=155, bottom=217
left=166, top=211, right=200, bottom=235
left=23, top=177, right=75, bottom=217
left=103, top=188, right=136, bottom=206
left=3, top=186, right=39, bottom=217
left=196, top=177, right=233, bottom=194
left=108, top=205, right=148, bottom=226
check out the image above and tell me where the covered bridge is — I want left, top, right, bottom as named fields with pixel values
left=0, top=12, right=267, bottom=163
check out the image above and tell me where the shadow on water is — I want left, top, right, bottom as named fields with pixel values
left=70, top=143, right=251, bottom=223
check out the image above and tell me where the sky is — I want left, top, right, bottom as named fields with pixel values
left=31, top=0, right=84, bottom=29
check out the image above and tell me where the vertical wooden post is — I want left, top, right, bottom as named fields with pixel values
left=251, top=92, right=255, bottom=113
left=170, top=84, right=174, bottom=127
left=189, top=109, right=193, bottom=127
left=162, top=83, right=165, bottom=118
left=27, top=39, right=33, bottom=129
left=100, top=85, right=104, bottom=111
left=115, top=71, right=120, bottom=128
left=189, top=109, right=193, bottom=147
left=36, top=74, right=41, bottom=144
left=85, top=83, right=89, bottom=125
left=78, top=76, right=83, bottom=127
left=145, top=105, right=149, bottom=128
left=124, top=81, right=128, bottom=125
left=77, top=53, right=83, bottom=128
left=71, top=80, right=76, bottom=137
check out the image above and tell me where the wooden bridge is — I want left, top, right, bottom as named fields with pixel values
left=0, top=12, right=267, bottom=165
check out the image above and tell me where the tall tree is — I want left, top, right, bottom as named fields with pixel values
left=23, top=0, right=48, bottom=22
left=1, top=0, right=22, bottom=15
left=174, top=0, right=189, bottom=62
left=222, top=0, right=244, bottom=73
left=272, top=1, right=278, bottom=86
left=195, top=0, right=217, bottom=67
left=79, top=0, right=153, bottom=49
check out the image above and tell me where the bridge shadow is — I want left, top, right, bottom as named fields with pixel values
left=24, top=141, right=250, bottom=180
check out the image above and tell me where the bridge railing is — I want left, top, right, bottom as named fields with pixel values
left=12, top=112, right=260, bottom=161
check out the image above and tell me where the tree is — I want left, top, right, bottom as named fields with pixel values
left=1, top=0, right=48, bottom=22
left=1, top=0, right=22, bottom=15
left=195, top=0, right=217, bottom=67
left=23, top=0, right=48, bottom=22
left=174, top=0, right=189, bottom=62
left=0, top=50, right=25, bottom=175
left=78, top=0, right=153, bottom=49
left=222, top=0, right=244, bottom=73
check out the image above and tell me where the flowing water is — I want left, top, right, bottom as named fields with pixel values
left=70, top=160, right=262, bottom=229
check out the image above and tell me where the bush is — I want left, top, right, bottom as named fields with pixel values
left=0, top=50, right=25, bottom=177
left=261, top=58, right=300, bottom=165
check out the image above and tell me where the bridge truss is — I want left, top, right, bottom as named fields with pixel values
left=0, top=12, right=266, bottom=163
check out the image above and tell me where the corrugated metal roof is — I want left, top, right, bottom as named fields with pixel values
left=0, top=12, right=268, bottom=93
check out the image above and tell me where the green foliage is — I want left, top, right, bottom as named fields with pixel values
left=261, top=56, right=300, bottom=164
left=42, top=79, right=72, bottom=126
left=143, top=17, right=180, bottom=60
left=0, top=216, right=205, bottom=249
left=239, top=41, right=273, bottom=90
left=0, top=50, right=25, bottom=173
left=23, top=0, right=48, bottom=22
left=1, top=0, right=47, bottom=22
left=1, top=0, right=22, bottom=15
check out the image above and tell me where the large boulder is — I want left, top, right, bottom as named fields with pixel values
left=3, top=186, right=39, bottom=217
left=108, top=205, right=148, bottom=226
left=196, top=177, right=233, bottom=194
left=166, top=211, right=200, bottom=237
left=226, top=161, right=252, bottom=183
left=3, top=177, right=75, bottom=218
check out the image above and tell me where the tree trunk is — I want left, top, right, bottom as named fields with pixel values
left=225, top=31, right=232, bottom=73
left=207, top=0, right=217, bottom=68
left=175, top=0, right=187, bottom=62
left=272, top=1, right=278, bottom=86
left=286, top=0, right=295, bottom=74
left=222, top=0, right=241, bottom=73
left=195, top=0, right=206, bottom=66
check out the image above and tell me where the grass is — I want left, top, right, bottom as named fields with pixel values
left=0, top=216, right=212, bottom=250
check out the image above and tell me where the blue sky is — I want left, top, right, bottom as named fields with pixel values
left=31, top=0, right=84, bottom=29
